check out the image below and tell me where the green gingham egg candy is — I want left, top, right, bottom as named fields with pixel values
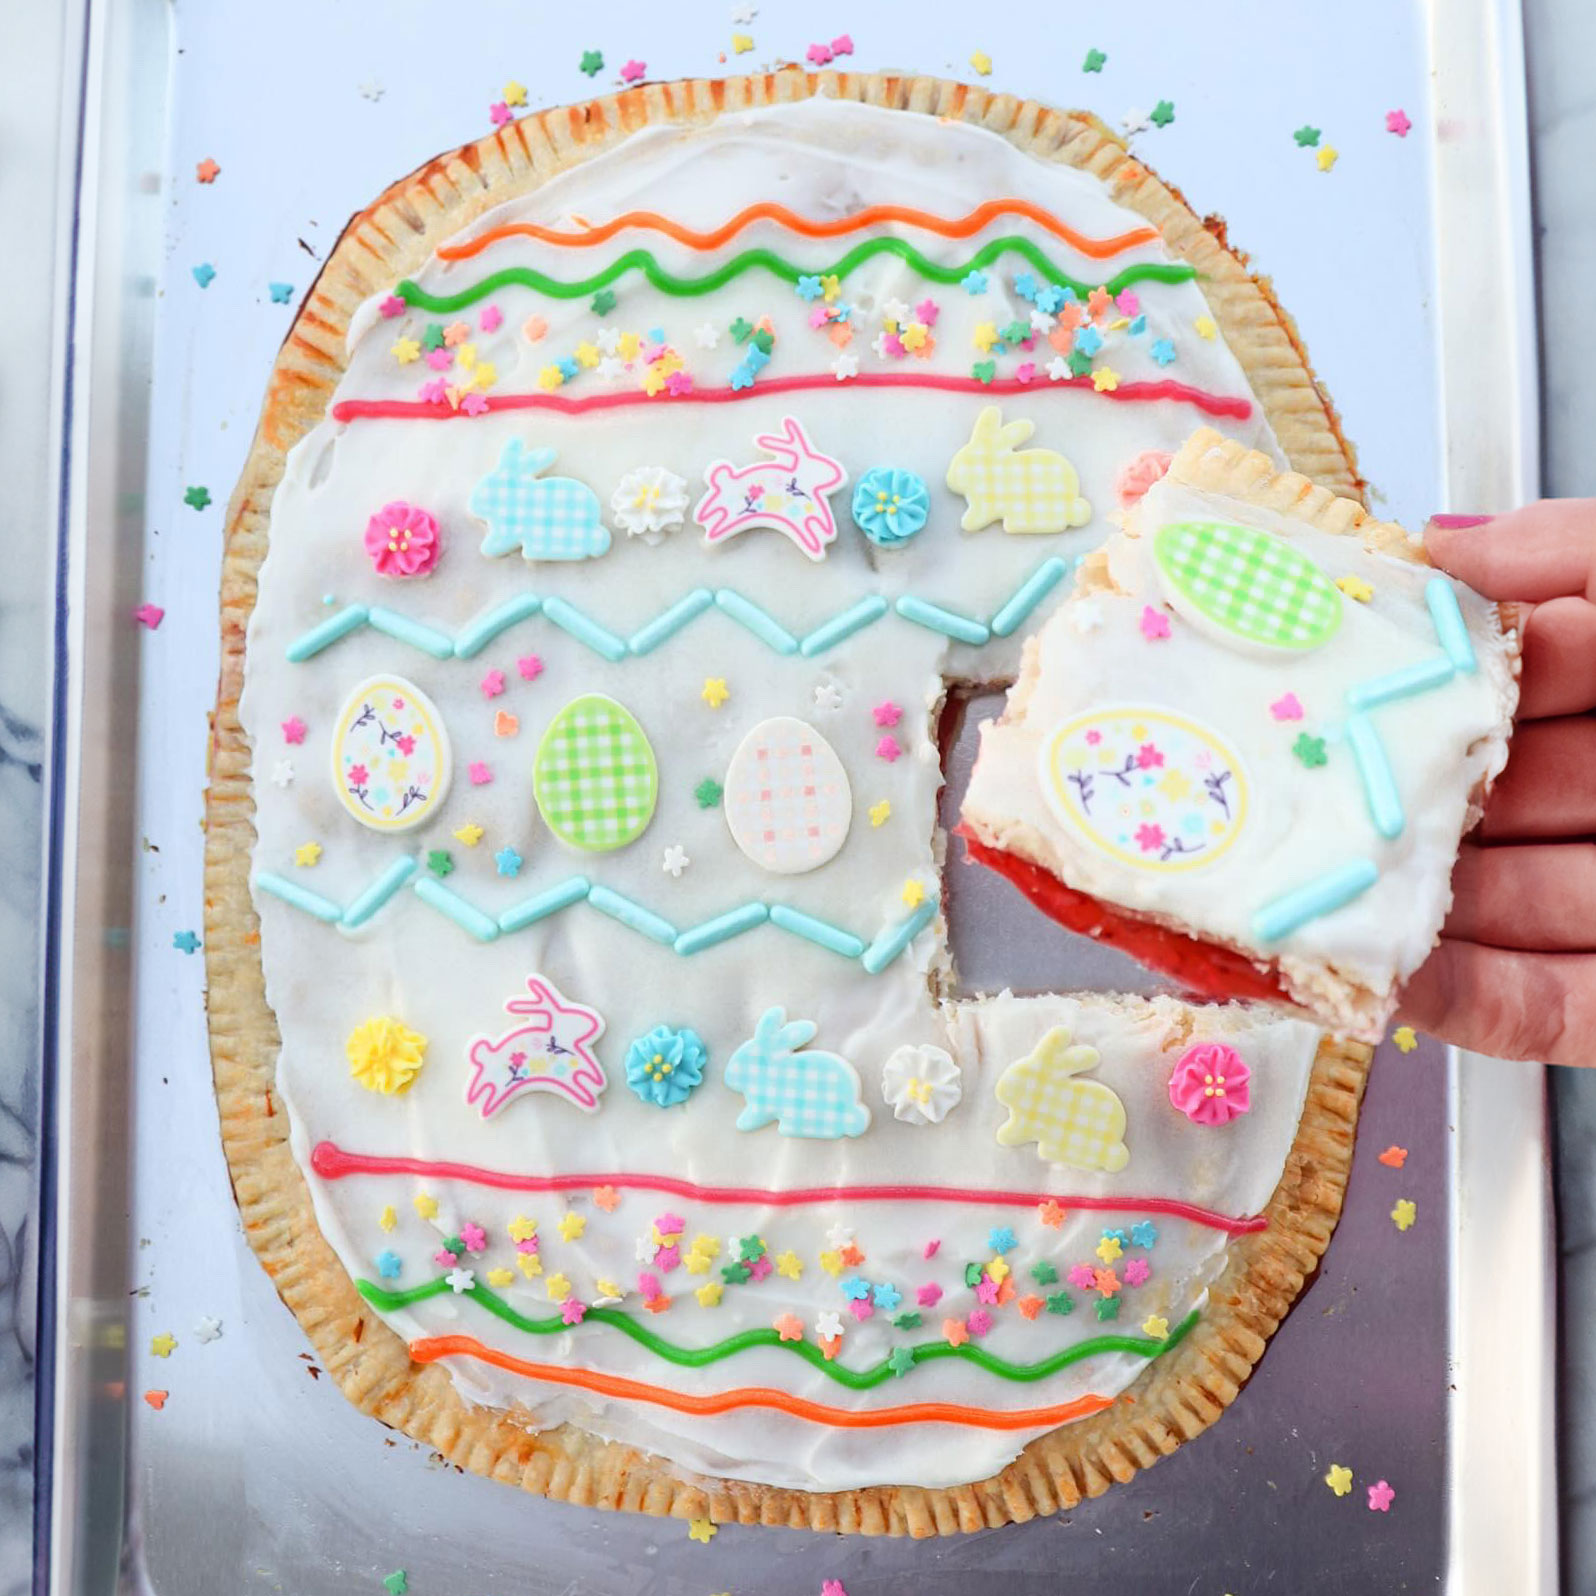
left=1153, top=520, right=1342, bottom=653
left=532, top=693, right=659, bottom=853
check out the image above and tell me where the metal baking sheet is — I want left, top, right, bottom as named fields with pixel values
left=39, top=0, right=1552, bottom=1590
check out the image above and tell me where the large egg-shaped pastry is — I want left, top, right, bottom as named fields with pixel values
left=1153, top=520, right=1342, bottom=653
left=533, top=693, right=659, bottom=853
left=330, top=674, right=452, bottom=832
left=1037, top=705, right=1249, bottom=874
left=724, top=716, right=851, bottom=875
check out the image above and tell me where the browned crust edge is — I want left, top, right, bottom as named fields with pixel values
left=203, top=68, right=1372, bottom=1536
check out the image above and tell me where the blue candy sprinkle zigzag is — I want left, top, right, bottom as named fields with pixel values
left=254, top=862, right=940, bottom=974
left=1251, top=576, right=1479, bottom=943
left=286, top=558, right=1075, bottom=665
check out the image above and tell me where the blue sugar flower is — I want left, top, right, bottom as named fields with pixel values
left=376, top=1250, right=402, bottom=1279
left=961, top=269, right=989, bottom=294
left=1131, top=1221, right=1159, bottom=1248
left=1151, top=337, right=1178, bottom=366
left=988, top=1225, right=1018, bottom=1254
left=1034, top=284, right=1067, bottom=313
left=796, top=275, right=825, bottom=301
left=851, top=466, right=930, bottom=547
left=1074, top=324, right=1104, bottom=357
left=624, top=1024, right=708, bottom=1108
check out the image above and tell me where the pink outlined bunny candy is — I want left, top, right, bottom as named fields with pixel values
left=465, top=974, right=607, bottom=1117
left=693, top=416, right=848, bottom=561
left=724, top=1005, right=871, bottom=1139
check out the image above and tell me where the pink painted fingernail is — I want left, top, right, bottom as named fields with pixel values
left=1427, top=513, right=1492, bottom=529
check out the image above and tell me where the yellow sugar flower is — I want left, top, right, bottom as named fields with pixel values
left=346, top=1016, right=427, bottom=1095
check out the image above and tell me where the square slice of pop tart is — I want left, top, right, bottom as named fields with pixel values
left=960, top=428, right=1521, bottom=1041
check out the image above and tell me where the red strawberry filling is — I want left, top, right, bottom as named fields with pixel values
left=958, top=828, right=1290, bottom=1007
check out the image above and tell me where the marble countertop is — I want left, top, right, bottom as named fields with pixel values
left=2, top=4, right=1591, bottom=1592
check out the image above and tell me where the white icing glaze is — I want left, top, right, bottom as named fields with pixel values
left=240, top=96, right=1319, bottom=1489
left=964, top=473, right=1518, bottom=1037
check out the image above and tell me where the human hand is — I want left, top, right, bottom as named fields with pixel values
left=1395, top=502, right=1596, bottom=1066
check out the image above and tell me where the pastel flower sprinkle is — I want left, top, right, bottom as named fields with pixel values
left=1326, top=1463, right=1354, bottom=1496
left=1270, top=692, right=1304, bottom=721
left=468, top=761, right=492, bottom=785
left=1139, top=605, right=1171, bottom=640
left=1386, top=108, right=1412, bottom=137
left=875, top=736, right=902, bottom=762
left=516, top=654, right=543, bottom=680
left=1367, top=1479, right=1395, bottom=1512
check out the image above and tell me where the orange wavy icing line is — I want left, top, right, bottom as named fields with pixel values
left=435, top=198, right=1161, bottom=263
left=409, top=1335, right=1114, bottom=1430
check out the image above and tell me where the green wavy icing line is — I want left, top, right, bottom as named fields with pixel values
left=394, top=237, right=1197, bottom=313
left=357, top=1275, right=1199, bottom=1390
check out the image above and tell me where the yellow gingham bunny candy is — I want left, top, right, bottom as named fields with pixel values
left=946, top=406, right=1093, bottom=535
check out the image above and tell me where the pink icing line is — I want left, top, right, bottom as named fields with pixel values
left=328, top=372, right=1254, bottom=425
left=309, top=1141, right=1268, bottom=1235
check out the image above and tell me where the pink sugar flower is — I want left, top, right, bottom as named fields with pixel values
left=561, top=1298, right=587, bottom=1325
left=480, top=305, right=503, bottom=332
left=1168, top=1041, right=1252, bottom=1126
left=364, top=501, right=440, bottom=578
left=1139, top=604, right=1171, bottom=640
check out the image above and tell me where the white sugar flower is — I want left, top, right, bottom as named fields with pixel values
left=661, top=844, right=690, bottom=878
left=1046, top=356, right=1071, bottom=382
left=815, top=1310, right=844, bottom=1340
left=825, top=1221, right=855, bottom=1249
left=880, top=1043, right=962, bottom=1126
left=1029, top=307, right=1056, bottom=333
left=595, top=356, right=626, bottom=382
left=595, top=327, right=622, bottom=356
left=445, top=1267, right=476, bottom=1294
left=611, top=465, right=689, bottom=544
left=270, top=760, right=295, bottom=787
left=1122, top=107, right=1150, bottom=135
left=881, top=297, right=911, bottom=325
left=694, top=321, right=720, bottom=349
left=832, top=353, right=859, bottom=381
left=192, top=1316, right=223, bottom=1343
left=813, top=681, right=844, bottom=712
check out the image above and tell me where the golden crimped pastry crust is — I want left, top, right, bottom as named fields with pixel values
left=204, top=68, right=1371, bottom=1535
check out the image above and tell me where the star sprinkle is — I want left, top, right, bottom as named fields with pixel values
left=591, top=288, right=617, bottom=316
left=1038, top=1198, right=1066, bottom=1228
left=1386, top=108, right=1412, bottom=137
left=294, top=842, right=322, bottom=868
left=414, top=1192, right=439, bottom=1220
left=1150, top=100, right=1175, bottom=128
left=269, top=760, right=294, bottom=787
left=192, top=263, right=215, bottom=288
left=1367, top=1479, right=1395, bottom=1512
left=868, top=800, right=891, bottom=827
left=1392, top=1026, right=1418, bottom=1053
left=1379, top=1145, right=1409, bottom=1168
left=1326, top=1463, right=1354, bottom=1496
left=172, top=930, right=201, bottom=954
left=701, top=677, right=730, bottom=708
left=579, top=49, right=603, bottom=76
left=774, top=1313, right=804, bottom=1342
left=495, top=847, right=523, bottom=878
left=593, top=1186, right=621, bottom=1212
left=503, top=80, right=527, bottom=108
left=183, top=485, right=211, bottom=511
left=1337, top=574, right=1374, bottom=602
left=661, top=844, right=691, bottom=878
left=1318, top=145, right=1340, bottom=173
left=1083, top=48, right=1106, bottom=71
left=1293, top=733, right=1328, bottom=768
left=872, top=700, right=903, bottom=728
left=901, top=879, right=926, bottom=910
left=150, top=1332, right=177, bottom=1358
left=875, top=735, right=901, bottom=762
left=1294, top=124, right=1322, bottom=147
left=969, top=50, right=992, bottom=76
left=813, top=682, right=844, bottom=712
left=1391, top=1199, right=1417, bottom=1232
left=195, top=157, right=220, bottom=183
left=687, top=1519, right=717, bottom=1544
left=1139, top=605, right=1171, bottom=641
left=453, top=824, right=484, bottom=848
